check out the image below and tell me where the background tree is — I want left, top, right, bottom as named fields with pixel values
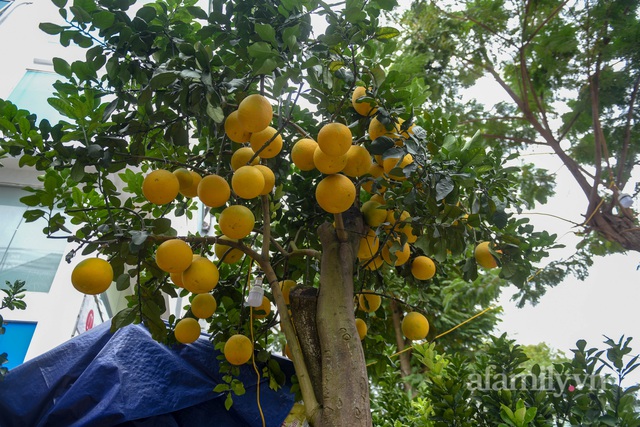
left=0, top=0, right=555, bottom=425
left=398, top=0, right=640, bottom=301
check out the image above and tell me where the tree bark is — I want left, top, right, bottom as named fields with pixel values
left=315, top=209, right=371, bottom=426
left=390, top=299, right=413, bottom=396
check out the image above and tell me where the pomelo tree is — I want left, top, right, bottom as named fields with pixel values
left=0, top=0, right=555, bottom=424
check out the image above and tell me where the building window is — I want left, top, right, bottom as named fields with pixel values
left=0, top=186, right=67, bottom=293
left=8, top=70, right=63, bottom=123
left=0, top=321, right=36, bottom=369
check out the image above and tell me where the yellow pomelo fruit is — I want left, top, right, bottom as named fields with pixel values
left=252, top=296, right=272, bottom=319
left=237, top=94, right=273, bottom=133
left=368, top=117, right=391, bottom=141
left=381, top=241, right=411, bottom=266
left=232, top=165, right=265, bottom=199
left=315, top=174, right=356, bottom=214
left=254, top=164, right=275, bottom=195
left=224, top=334, right=254, bottom=365
left=190, top=293, right=217, bottom=319
left=369, top=194, right=386, bottom=205
left=230, top=146, right=260, bottom=171
left=182, top=257, right=219, bottom=294
left=362, top=163, right=386, bottom=194
left=219, top=205, right=255, bottom=239
left=363, top=255, right=384, bottom=271
left=173, top=168, right=193, bottom=191
left=174, top=317, right=201, bottom=344
left=342, top=145, right=373, bottom=178
left=357, top=228, right=379, bottom=260
left=142, top=169, right=180, bottom=205
left=170, top=271, right=184, bottom=288
left=317, top=122, right=352, bottom=157
left=355, top=318, right=368, bottom=340
left=180, top=170, right=202, bottom=198
left=250, top=126, right=283, bottom=159
left=71, top=258, right=113, bottom=295
left=214, top=235, right=243, bottom=264
left=313, top=146, right=348, bottom=174
left=291, top=138, right=318, bottom=171
left=361, top=200, right=387, bottom=227
left=382, top=154, right=413, bottom=180
left=411, top=256, right=436, bottom=281
left=280, top=279, right=297, bottom=305
left=224, top=110, right=251, bottom=143
left=401, top=312, right=429, bottom=341
left=358, top=290, right=382, bottom=312
left=475, top=241, right=498, bottom=269
left=351, top=86, right=377, bottom=117
left=197, top=175, right=231, bottom=208
left=155, top=239, right=193, bottom=273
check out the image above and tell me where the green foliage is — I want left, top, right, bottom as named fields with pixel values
left=372, top=334, right=640, bottom=426
left=0, top=280, right=28, bottom=380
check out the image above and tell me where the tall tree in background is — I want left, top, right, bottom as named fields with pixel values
left=399, top=0, right=640, bottom=297
left=0, top=0, right=556, bottom=424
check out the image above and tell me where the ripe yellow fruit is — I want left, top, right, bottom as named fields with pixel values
left=170, top=271, right=184, bottom=287
left=368, top=117, right=411, bottom=142
left=357, top=228, right=380, bottom=260
left=401, top=312, right=429, bottom=341
left=190, top=293, right=217, bottom=319
left=363, top=255, right=384, bottom=271
left=475, top=241, right=498, bottom=269
left=361, top=200, right=388, bottom=227
left=219, top=205, right=255, bottom=239
left=370, top=193, right=386, bottom=205
left=173, top=168, right=193, bottom=191
left=291, top=138, right=318, bottom=171
left=362, top=163, right=386, bottom=194
left=280, top=279, right=297, bottom=305
left=224, top=110, right=251, bottom=143
left=230, top=146, right=260, bottom=171
left=197, top=175, right=231, bottom=208
left=313, top=146, right=348, bottom=174
left=351, top=86, right=377, bottom=117
left=155, top=239, right=193, bottom=273
left=71, top=258, right=113, bottom=295
left=250, top=126, right=283, bottom=159
left=381, top=241, right=411, bottom=266
left=179, top=170, right=202, bottom=198
left=252, top=296, right=271, bottom=319
left=382, top=154, right=413, bottom=180
left=175, top=317, right=201, bottom=344
left=231, top=165, right=265, bottom=199
left=182, top=257, right=219, bottom=294
left=342, top=145, right=373, bottom=178
left=317, top=122, right=352, bottom=157
left=315, top=174, right=356, bottom=214
left=224, top=334, right=253, bottom=365
left=142, top=169, right=180, bottom=205
left=355, top=318, right=368, bottom=340
left=368, top=117, right=392, bottom=141
left=214, top=235, right=243, bottom=264
left=254, top=164, right=275, bottom=195
left=237, top=94, right=273, bottom=133
left=358, top=290, right=382, bottom=312
left=411, top=256, right=436, bottom=280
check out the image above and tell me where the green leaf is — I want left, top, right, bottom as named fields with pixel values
left=367, top=136, right=395, bottom=154
left=224, top=392, right=233, bottom=410
left=252, top=58, right=277, bottom=76
left=93, top=11, right=115, bottom=29
left=115, top=273, right=130, bottom=291
left=248, top=42, right=274, bottom=59
left=52, top=0, right=67, bottom=7
left=53, top=57, right=72, bottom=79
left=213, top=384, right=229, bottom=393
left=39, top=22, right=65, bottom=35
left=110, top=307, right=137, bottom=333
left=375, top=26, right=400, bottom=40
left=435, top=176, right=454, bottom=201
left=149, top=72, right=177, bottom=89
left=255, top=23, right=277, bottom=46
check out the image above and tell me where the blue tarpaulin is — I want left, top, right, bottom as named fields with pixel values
left=0, top=322, right=296, bottom=426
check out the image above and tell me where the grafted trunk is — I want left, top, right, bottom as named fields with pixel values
left=314, top=211, right=371, bottom=427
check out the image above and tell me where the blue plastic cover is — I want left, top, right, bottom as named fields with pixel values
left=0, top=322, right=295, bottom=427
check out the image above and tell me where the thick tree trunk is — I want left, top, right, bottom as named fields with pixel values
left=588, top=209, right=640, bottom=252
left=312, top=211, right=371, bottom=426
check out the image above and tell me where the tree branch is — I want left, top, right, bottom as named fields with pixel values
left=616, top=73, right=640, bottom=189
